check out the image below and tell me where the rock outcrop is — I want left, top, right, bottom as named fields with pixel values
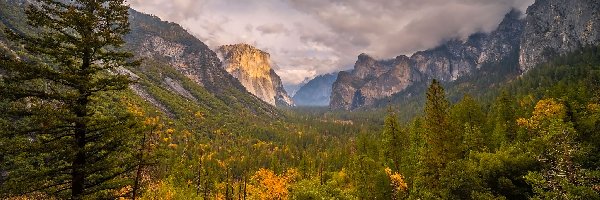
left=125, top=9, right=280, bottom=116
left=216, top=44, right=294, bottom=107
left=331, top=9, right=524, bottom=110
left=331, top=0, right=600, bottom=110
left=293, top=73, right=338, bottom=106
left=331, top=55, right=422, bottom=110
left=126, top=10, right=248, bottom=94
left=519, top=0, right=600, bottom=71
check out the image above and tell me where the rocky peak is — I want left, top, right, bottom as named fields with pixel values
left=216, top=44, right=294, bottom=107
left=498, top=9, right=523, bottom=30
left=519, top=0, right=600, bottom=71
left=331, top=53, right=422, bottom=110
left=331, top=7, right=525, bottom=110
left=125, top=9, right=249, bottom=94
left=353, top=53, right=390, bottom=80
left=217, top=44, right=272, bottom=80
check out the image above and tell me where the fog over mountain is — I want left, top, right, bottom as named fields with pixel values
left=129, top=0, right=535, bottom=87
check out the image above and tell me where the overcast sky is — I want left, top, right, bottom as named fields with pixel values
left=129, top=0, right=535, bottom=87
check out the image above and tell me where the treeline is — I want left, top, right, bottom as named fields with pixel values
left=2, top=0, right=600, bottom=199
left=127, top=47, right=600, bottom=199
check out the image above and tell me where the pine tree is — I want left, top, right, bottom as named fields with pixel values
left=417, top=79, right=460, bottom=197
left=0, top=0, right=139, bottom=199
left=489, top=90, right=517, bottom=149
left=382, top=108, right=408, bottom=172
left=450, top=95, right=485, bottom=154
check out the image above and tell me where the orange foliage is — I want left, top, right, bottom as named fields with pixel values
left=385, top=167, right=408, bottom=193
left=517, top=99, right=566, bottom=131
left=248, top=168, right=299, bottom=200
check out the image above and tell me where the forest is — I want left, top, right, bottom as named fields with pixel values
left=1, top=0, right=600, bottom=200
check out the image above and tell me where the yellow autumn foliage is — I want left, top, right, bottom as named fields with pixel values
left=385, top=167, right=408, bottom=193
left=517, top=98, right=566, bottom=131
left=247, top=168, right=299, bottom=200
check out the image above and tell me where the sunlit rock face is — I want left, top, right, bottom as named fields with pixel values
left=216, top=44, right=294, bottom=107
left=126, top=10, right=248, bottom=94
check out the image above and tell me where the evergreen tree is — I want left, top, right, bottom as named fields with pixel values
left=450, top=95, right=485, bottom=154
left=0, top=0, right=139, bottom=199
left=417, top=79, right=460, bottom=197
left=382, top=108, right=408, bottom=172
left=489, top=90, right=517, bottom=149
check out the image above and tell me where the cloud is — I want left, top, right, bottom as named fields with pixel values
left=129, top=0, right=536, bottom=86
left=256, top=23, right=290, bottom=35
left=128, top=0, right=208, bottom=21
left=289, top=0, right=535, bottom=58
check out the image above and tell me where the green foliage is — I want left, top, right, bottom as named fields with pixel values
left=382, top=109, right=409, bottom=172
left=0, top=0, right=141, bottom=199
left=417, top=79, right=463, bottom=198
left=2, top=1, right=600, bottom=199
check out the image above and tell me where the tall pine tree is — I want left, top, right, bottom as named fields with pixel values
left=382, top=108, right=408, bottom=172
left=0, top=0, right=140, bottom=199
left=416, top=79, right=461, bottom=198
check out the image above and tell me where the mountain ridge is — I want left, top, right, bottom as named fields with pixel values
left=330, top=0, right=600, bottom=110
left=293, top=72, right=338, bottom=107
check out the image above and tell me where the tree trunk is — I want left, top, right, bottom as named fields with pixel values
left=72, top=97, right=88, bottom=200
left=72, top=50, right=91, bottom=199
left=133, top=129, right=149, bottom=199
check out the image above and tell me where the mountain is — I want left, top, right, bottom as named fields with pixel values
left=285, top=77, right=311, bottom=97
left=0, top=0, right=281, bottom=119
left=216, top=44, right=294, bottom=107
left=331, top=9, right=523, bottom=110
left=293, top=73, right=338, bottom=106
left=331, top=0, right=600, bottom=110
left=123, top=11, right=282, bottom=117
left=519, top=0, right=600, bottom=71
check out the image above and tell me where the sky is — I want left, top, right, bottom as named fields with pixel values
left=129, top=0, right=536, bottom=89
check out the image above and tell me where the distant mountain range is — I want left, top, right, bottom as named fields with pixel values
left=314, top=0, right=600, bottom=110
left=293, top=73, right=337, bottom=107
left=3, top=0, right=599, bottom=113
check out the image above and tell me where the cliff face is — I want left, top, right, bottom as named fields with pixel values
left=331, top=10, right=524, bottom=110
left=216, top=44, right=294, bottom=107
left=331, top=55, right=422, bottom=110
left=126, top=10, right=248, bottom=94
left=331, top=0, right=600, bottom=110
left=293, top=73, right=338, bottom=106
left=0, top=2, right=282, bottom=118
left=519, top=0, right=600, bottom=71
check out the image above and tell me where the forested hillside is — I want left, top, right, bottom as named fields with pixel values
left=0, top=0, right=599, bottom=199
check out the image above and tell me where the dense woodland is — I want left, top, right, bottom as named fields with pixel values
left=1, top=0, right=600, bottom=199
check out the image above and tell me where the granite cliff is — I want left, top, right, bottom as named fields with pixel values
left=331, top=9, right=523, bottom=110
left=519, top=0, right=600, bottom=71
left=331, top=0, right=600, bottom=110
left=216, top=44, right=294, bottom=107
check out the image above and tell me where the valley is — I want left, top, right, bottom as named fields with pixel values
left=1, top=0, right=600, bottom=199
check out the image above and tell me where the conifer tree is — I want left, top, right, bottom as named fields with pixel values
left=0, top=0, right=139, bottom=199
left=418, top=79, right=460, bottom=197
left=489, top=90, right=517, bottom=149
left=450, top=95, right=485, bottom=154
left=382, top=108, right=408, bottom=172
